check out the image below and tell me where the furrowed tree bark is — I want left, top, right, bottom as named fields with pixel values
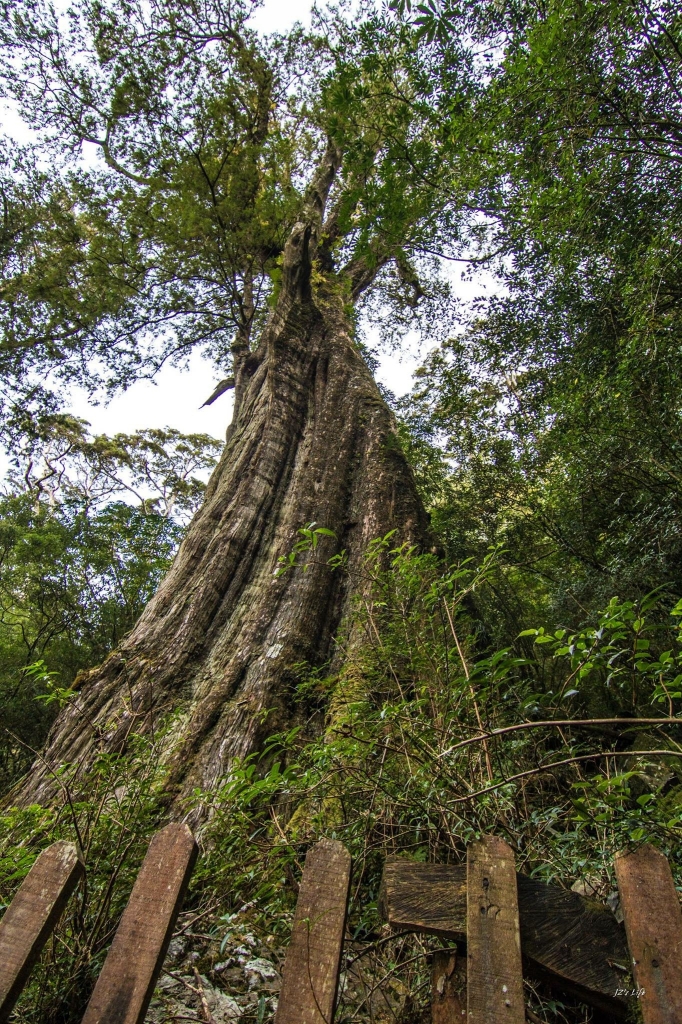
left=16, top=153, right=430, bottom=808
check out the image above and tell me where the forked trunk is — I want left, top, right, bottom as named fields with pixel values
left=18, top=216, right=429, bottom=809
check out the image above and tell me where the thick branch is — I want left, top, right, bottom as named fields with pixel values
left=302, top=139, right=344, bottom=239
left=395, top=250, right=425, bottom=305
left=277, top=140, right=344, bottom=306
left=82, top=133, right=155, bottom=187
left=342, top=252, right=390, bottom=300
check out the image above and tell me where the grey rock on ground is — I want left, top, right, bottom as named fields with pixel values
left=147, top=973, right=242, bottom=1022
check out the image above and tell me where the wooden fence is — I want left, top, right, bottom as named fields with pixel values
left=1, top=829, right=680, bottom=1023
left=0, top=824, right=197, bottom=1024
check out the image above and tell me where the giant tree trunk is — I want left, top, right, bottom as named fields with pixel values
left=18, top=207, right=430, bottom=809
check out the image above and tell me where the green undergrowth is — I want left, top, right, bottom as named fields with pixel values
left=0, top=735, right=166, bottom=1022
left=2, top=544, right=682, bottom=1022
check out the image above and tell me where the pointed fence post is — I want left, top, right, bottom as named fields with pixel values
left=615, top=843, right=682, bottom=1024
left=0, top=841, right=84, bottom=1023
left=274, top=838, right=351, bottom=1024
left=466, top=836, right=525, bottom=1024
left=80, top=822, right=197, bottom=1024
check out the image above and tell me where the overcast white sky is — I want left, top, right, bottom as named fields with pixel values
left=1, top=0, right=493, bottom=449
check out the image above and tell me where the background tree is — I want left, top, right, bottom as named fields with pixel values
left=397, top=0, right=682, bottom=641
left=0, top=417, right=221, bottom=792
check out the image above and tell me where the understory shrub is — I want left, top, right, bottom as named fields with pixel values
left=2, top=543, right=681, bottom=1022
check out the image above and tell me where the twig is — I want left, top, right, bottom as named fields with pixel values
left=344, top=931, right=411, bottom=967
left=164, top=969, right=201, bottom=992
left=164, top=969, right=217, bottom=1024
left=269, top=807, right=304, bottom=878
left=443, top=601, right=493, bottom=781
left=438, top=717, right=682, bottom=759
left=193, top=967, right=217, bottom=1024
left=526, top=1009, right=549, bottom=1024
left=445, top=749, right=682, bottom=805
left=176, top=900, right=222, bottom=935
left=1, top=726, right=86, bottom=853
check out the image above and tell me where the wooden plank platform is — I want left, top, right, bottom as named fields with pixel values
left=80, top=822, right=198, bottom=1024
left=0, top=840, right=84, bottom=1023
left=615, top=844, right=682, bottom=1024
left=379, top=857, right=631, bottom=1018
left=466, top=836, right=525, bottom=1024
left=274, top=838, right=351, bottom=1024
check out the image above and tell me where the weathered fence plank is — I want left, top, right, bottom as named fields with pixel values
left=380, top=858, right=630, bottom=1017
left=80, top=822, right=197, bottom=1024
left=274, top=838, right=351, bottom=1024
left=431, top=949, right=465, bottom=1023
left=0, top=841, right=84, bottom=1023
left=615, top=844, right=682, bottom=1024
left=380, top=860, right=467, bottom=937
left=466, top=836, right=525, bottom=1024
